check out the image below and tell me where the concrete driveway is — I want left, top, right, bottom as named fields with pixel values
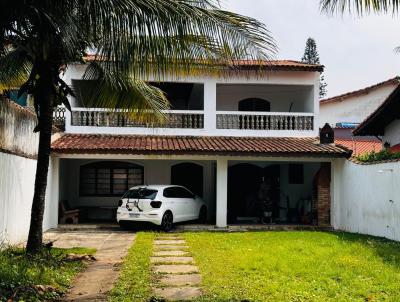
left=44, top=226, right=135, bottom=301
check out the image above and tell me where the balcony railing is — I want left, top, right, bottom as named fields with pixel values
left=71, top=108, right=204, bottom=129
left=216, top=111, right=314, bottom=131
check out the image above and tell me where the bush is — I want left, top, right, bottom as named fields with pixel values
left=357, top=149, right=400, bottom=162
left=0, top=246, right=94, bottom=302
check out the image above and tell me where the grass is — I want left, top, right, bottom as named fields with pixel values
left=184, top=232, right=400, bottom=302
left=110, top=231, right=400, bottom=302
left=0, top=246, right=95, bottom=302
left=109, top=232, right=156, bottom=302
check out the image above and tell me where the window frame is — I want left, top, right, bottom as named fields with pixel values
left=288, top=164, right=304, bottom=185
left=79, top=161, right=144, bottom=197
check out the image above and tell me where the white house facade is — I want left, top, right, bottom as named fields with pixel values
left=47, top=60, right=350, bottom=229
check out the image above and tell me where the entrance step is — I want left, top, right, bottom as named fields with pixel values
left=154, top=240, right=186, bottom=245
left=153, top=250, right=189, bottom=257
left=154, top=245, right=189, bottom=250
left=153, top=287, right=201, bottom=301
left=151, top=256, right=194, bottom=264
left=158, top=274, right=202, bottom=287
left=153, top=264, right=199, bottom=274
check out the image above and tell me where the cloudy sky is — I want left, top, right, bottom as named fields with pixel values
left=222, top=0, right=400, bottom=98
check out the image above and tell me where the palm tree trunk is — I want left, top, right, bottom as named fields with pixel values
left=26, top=65, right=55, bottom=254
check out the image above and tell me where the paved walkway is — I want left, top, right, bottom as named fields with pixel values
left=44, top=229, right=135, bottom=302
left=152, top=234, right=202, bottom=301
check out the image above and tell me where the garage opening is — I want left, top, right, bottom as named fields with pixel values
left=227, top=161, right=323, bottom=225
left=171, top=162, right=204, bottom=197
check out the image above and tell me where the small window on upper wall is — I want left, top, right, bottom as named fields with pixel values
left=289, top=164, right=304, bottom=184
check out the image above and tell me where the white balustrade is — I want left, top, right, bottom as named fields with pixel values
left=71, top=108, right=204, bottom=129
left=216, top=111, right=314, bottom=131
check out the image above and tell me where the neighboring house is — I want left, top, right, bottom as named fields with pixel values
left=320, top=77, right=399, bottom=127
left=354, top=85, right=400, bottom=150
left=46, top=59, right=350, bottom=230
left=319, top=78, right=400, bottom=156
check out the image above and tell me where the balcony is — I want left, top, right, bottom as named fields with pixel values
left=216, top=111, right=314, bottom=131
left=70, top=108, right=204, bottom=129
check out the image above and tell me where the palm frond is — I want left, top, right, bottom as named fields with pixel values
left=75, top=0, right=276, bottom=79
left=79, top=61, right=169, bottom=124
left=321, top=0, right=400, bottom=15
left=0, top=48, right=31, bottom=89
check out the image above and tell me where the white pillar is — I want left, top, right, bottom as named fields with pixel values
left=203, top=79, right=217, bottom=133
left=216, top=157, right=228, bottom=228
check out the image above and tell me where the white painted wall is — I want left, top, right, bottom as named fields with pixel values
left=320, top=83, right=397, bottom=127
left=216, top=84, right=314, bottom=112
left=0, top=153, right=58, bottom=245
left=59, top=158, right=216, bottom=220
left=383, top=119, right=400, bottom=146
left=63, top=64, right=320, bottom=137
left=332, top=159, right=400, bottom=241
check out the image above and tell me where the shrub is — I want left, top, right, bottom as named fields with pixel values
left=357, top=149, right=400, bottom=162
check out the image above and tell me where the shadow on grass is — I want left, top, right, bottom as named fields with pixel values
left=332, top=231, right=400, bottom=269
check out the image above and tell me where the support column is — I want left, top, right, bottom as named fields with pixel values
left=216, top=158, right=228, bottom=228
left=203, top=80, right=217, bottom=132
left=314, top=162, right=331, bottom=227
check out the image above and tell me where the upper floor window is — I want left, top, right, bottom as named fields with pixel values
left=80, top=161, right=143, bottom=197
left=238, top=98, right=271, bottom=112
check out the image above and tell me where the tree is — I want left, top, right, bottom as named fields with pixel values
left=301, top=37, right=327, bottom=98
left=0, top=0, right=276, bottom=254
left=320, top=0, right=400, bottom=15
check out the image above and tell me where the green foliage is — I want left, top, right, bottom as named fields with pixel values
left=109, top=232, right=156, bottom=302
left=301, top=37, right=327, bottom=98
left=0, top=246, right=95, bottom=302
left=184, top=232, right=400, bottom=301
left=357, top=149, right=400, bottom=162
left=321, top=0, right=400, bottom=15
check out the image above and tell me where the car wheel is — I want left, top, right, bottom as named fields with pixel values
left=119, top=221, right=131, bottom=230
left=161, top=211, right=173, bottom=232
left=198, top=206, right=207, bottom=223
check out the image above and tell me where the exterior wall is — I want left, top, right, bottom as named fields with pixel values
left=216, top=84, right=314, bottom=112
left=332, top=159, right=400, bottom=241
left=319, top=83, right=397, bottom=127
left=314, top=162, right=331, bottom=226
left=0, top=153, right=58, bottom=245
left=383, top=119, right=400, bottom=146
left=62, top=65, right=320, bottom=138
left=60, top=158, right=216, bottom=219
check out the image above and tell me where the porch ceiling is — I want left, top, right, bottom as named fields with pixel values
left=51, top=134, right=351, bottom=158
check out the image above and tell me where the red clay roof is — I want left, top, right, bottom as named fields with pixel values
left=320, top=77, right=400, bottom=105
left=82, top=56, right=323, bottom=72
left=51, top=134, right=350, bottom=157
left=335, top=139, right=382, bottom=156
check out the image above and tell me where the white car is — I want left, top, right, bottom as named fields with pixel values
left=116, top=185, right=207, bottom=231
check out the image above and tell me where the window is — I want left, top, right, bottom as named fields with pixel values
left=163, top=187, right=194, bottom=198
left=289, top=164, right=304, bottom=184
left=123, top=189, right=158, bottom=200
left=80, top=162, right=143, bottom=196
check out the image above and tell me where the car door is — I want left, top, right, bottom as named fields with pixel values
left=172, top=187, right=193, bottom=221
left=177, top=187, right=197, bottom=220
left=163, top=186, right=185, bottom=222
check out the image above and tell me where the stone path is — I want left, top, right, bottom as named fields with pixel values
left=152, top=234, right=202, bottom=301
left=44, top=229, right=135, bottom=302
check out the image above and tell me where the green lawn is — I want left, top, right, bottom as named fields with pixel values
left=185, top=232, right=400, bottom=302
left=109, top=232, right=156, bottom=302
left=0, top=246, right=96, bottom=302
left=113, top=231, right=400, bottom=302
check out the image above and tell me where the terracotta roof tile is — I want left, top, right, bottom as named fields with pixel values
left=51, top=134, right=351, bottom=157
left=320, top=77, right=400, bottom=105
left=335, top=139, right=382, bottom=156
left=82, top=56, right=323, bottom=72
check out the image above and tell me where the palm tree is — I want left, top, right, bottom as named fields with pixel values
left=0, top=0, right=275, bottom=254
left=321, top=0, right=400, bottom=14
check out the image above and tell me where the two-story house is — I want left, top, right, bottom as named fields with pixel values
left=50, top=59, right=350, bottom=228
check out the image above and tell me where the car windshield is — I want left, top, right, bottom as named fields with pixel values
left=123, top=188, right=158, bottom=200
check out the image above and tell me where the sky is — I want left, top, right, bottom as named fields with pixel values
left=222, top=0, right=400, bottom=98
